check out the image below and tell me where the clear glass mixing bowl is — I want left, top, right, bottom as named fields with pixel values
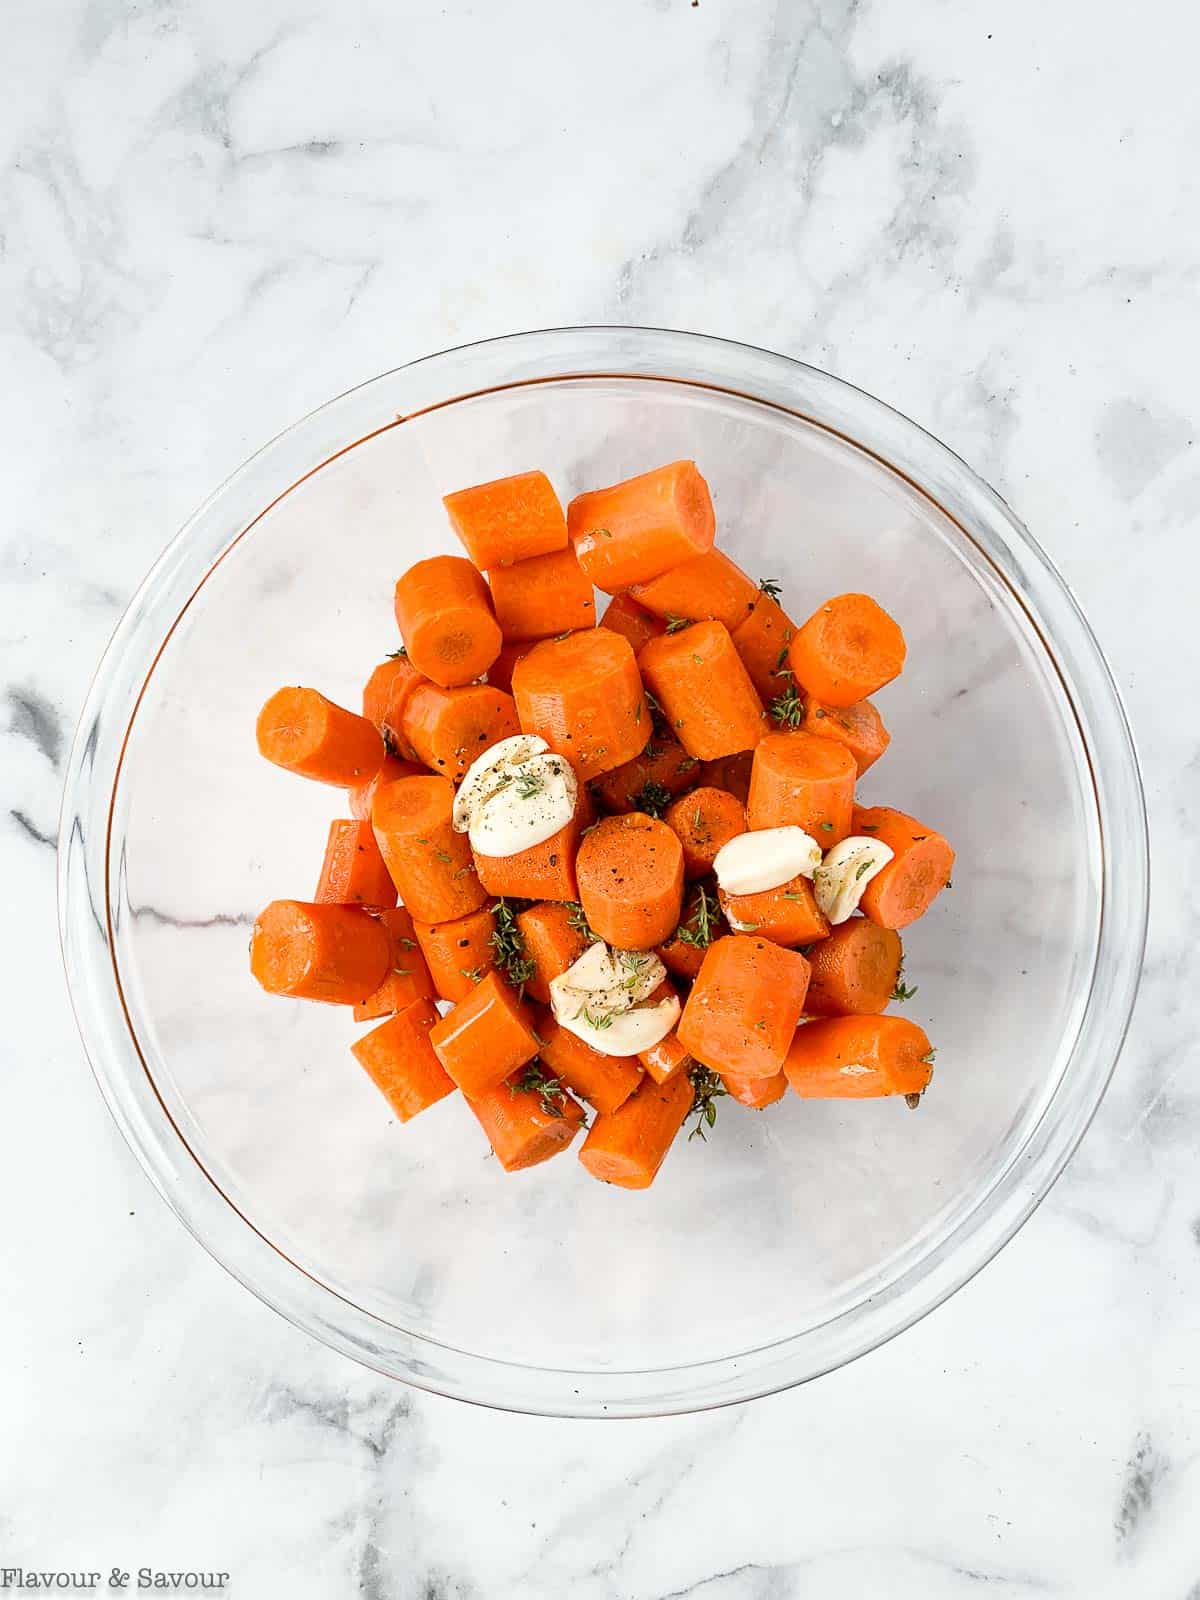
left=58, top=328, right=1148, bottom=1416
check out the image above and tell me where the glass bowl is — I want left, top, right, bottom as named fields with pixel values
left=58, top=327, right=1148, bottom=1417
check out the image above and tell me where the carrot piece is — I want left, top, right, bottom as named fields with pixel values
left=590, top=735, right=700, bottom=814
left=805, top=919, right=902, bottom=1016
left=638, top=1028, right=692, bottom=1086
left=784, top=1015, right=934, bottom=1098
left=677, top=934, right=811, bottom=1078
left=800, top=696, right=890, bottom=776
left=730, top=592, right=795, bottom=702
left=511, top=628, right=649, bottom=777
left=568, top=459, right=716, bottom=592
left=747, top=730, right=856, bottom=843
left=353, top=907, right=436, bottom=1021
left=474, top=785, right=593, bottom=902
left=256, top=687, right=384, bottom=788
left=400, top=682, right=520, bottom=782
left=430, top=970, right=540, bottom=1096
left=467, top=1074, right=585, bottom=1172
left=664, top=786, right=746, bottom=879
left=787, top=593, right=906, bottom=708
left=853, top=805, right=955, bottom=930
left=535, top=1013, right=643, bottom=1115
left=413, top=904, right=498, bottom=1003
left=348, top=754, right=425, bottom=820
left=721, top=1069, right=787, bottom=1108
left=599, top=592, right=666, bottom=655
left=629, top=549, right=759, bottom=632
left=488, top=545, right=596, bottom=642
left=576, top=812, right=685, bottom=950
left=699, top=750, right=755, bottom=805
left=250, top=900, right=390, bottom=1004
left=351, top=998, right=456, bottom=1122
left=486, top=639, right=532, bottom=694
left=656, top=882, right=725, bottom=981
left=638, top=621, right=766, bottom=760
left=393, top=555, right=502, bottom=689
left=443, top=470, right=568, bottom=570
left=315, top=819, right=398, bottom=909
left=371, top=775, right=486, bottom=923
left=578, top=1071, right=694, bottom=1189
left=718, top=872, right=829, bottom=947
left=516, top=901, right=591, bottom=1005
left=361, top=655, right=425, bottom=743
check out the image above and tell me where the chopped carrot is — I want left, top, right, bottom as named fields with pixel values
left=351, top=999, right=456, bottom=1122
left=805, top=919, right=902, bottom=1016
left=638, top=1028, right=692, bottom=1086
left=401, top=682, right=520, bottom=781
left=467, top=1074, right=585, bottom=1171
left=853, top=805, right=955, bottom=930
left=576, top=812, right=685, bottom=950
left=599, top=592, right=666, bottom=654
left=730, top=592, right=795, bottom=702
left=431, top=970, right=540, bottom=1096
left=393, top=555, right=502, bottom=688
left=315, top=819, right=398, bottom=909
left=569, top=460, right=716, bottom=591
left=250, top=900, right=390, bottom=1004
left=721, top=1069, right=787, bottom=1108
left=474, top=785, right=593, bottom=902
left=590, top=735, right=700, bottom=814
left=256, top=687, right=384, bottom=788
left=535, top=1013, right=643, bottom=1115
left=784, top=1015, right=934, bottom=1097
left=443, top=470, right=567, bottom=570
left=699, top=750, right=755, bottom=805
left=638, top=621, right=766, bottom=760
left=800, top=696, right=890, bottom=776
left=348, top=754, right=425, bottom=819
left=371, top=775, right=486, bottom=923
left=629, top=549, right=759, bottom=631
left=413, top=904, right=498, bottom=1003
left=578, top=1072, right=694, bottom=1189
left=747, top=730, right=856, bottom=843
left=677, top=934, right=810, bottom=1078
left=718, top=873, right=829, bottom=947
left=656, top=882, right=725, bottom=980
left=511, top=628, right=649, bottom=777
left=486, top=639, right=532, bottom=694
left=353, top=907, right=436, bottom=1021
left=488, top=545, right=596, bottom=641
left=516, top=901, right=591, bottom=1005
left=664, top=786, right=746, bottom=879
left=361, top=655, right=425, bottom=744
left=788, top=593, right=906, bottom=708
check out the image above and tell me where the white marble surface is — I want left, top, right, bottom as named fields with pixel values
left=3, top=0, right=1197, bottom=1593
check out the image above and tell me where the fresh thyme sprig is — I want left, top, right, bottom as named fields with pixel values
left=768, top=683, right=804, bottom=728
left=512, top=1062, right=567, bottom=1118
left=664, top=613, right=694, bottom=634
left=676, top=883, right=719, bottom=950
left=687, top=1064, right=727, bottom=1141
left=631, top=778, right=673, bottom=818
left=758, top=577, right=783, bottom=601
left=489, top=898, right=535, bottom=989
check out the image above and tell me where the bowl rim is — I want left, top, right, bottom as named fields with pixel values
left=57, top=324, right=1149, bottom=1416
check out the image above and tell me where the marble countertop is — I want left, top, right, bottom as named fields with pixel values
left=3, top=1, right=1195, bottom=1594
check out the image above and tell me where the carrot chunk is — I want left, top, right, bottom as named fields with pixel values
left=361, top=655, right=426, bottom=743
left=511, top=629, right=649, bottom=777
left=638, top=1028, right=692, bottom=1086
left=569, top=460, right=716, bottom=592
left=393, top=555, right=502, bottom=688
left=371, top=775, right=486, bottom=923
left=488, top=545, right=596, bottom=641
left=721, top=1069, right=787, bottom=1108
left=315, top=820, right=397, bottom=909
left=351, top=998, right=456, bottom=1121
left=400, top=682, right=520, bottom=781
left=590, top=735, right=700, bottom=815
left=718, top=873, right=828, bottom=947
left=485, top=639, right=532, bottom=694
left=473, top=786, right=593, bottom=902
left=853, top=805, right=955, bottom=930
left=348, top=755, right=425, bottom=820
left=576, top=812, right=684, bottom=951
left=413, top=904, right=498, bottom=1003
left=250, top=900, right=390, bottom=1004
left=431, top=970, right=540, bottom=1096
left=516, top=901, right=591, bottom=1005
left=638, top=621, right=766, bottom=760
left=747, top=730, right=856, bottom=844
left=599, top=592, right=666, bottom=654
left=664, top=786, right=746, bottom=879
left=784, top=1015, right=934, bottom=1097
left=800, top=696, right=890, bottom=776
left=443, top=470, right=567, bottom=570
left=677, top=934, right=810, bottom=1078
left=730, top=591, right=796, bottom=703
left=656, top=883, right=725, bottom=981
left=535, top=1014, right=643, bottom=1115
left=629, top=549, right=759, bottom=631
left=467, top=1074, right=585, bottom=1171
left=353, top=907, right=436, bottom=1021
left=699, top=750, right=755, bottom=805
left=804, top=919, right=902, bottom=1016
left=787, top=593, right=906, bottom=708
left=257, top=687, right=384, bottom=788
left=578, top=1072, right=694, bottom=1189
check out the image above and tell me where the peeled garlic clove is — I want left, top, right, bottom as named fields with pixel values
left=713, top=825, right=822, bottom=895
left=557, top=991, right=681, bottom=1057
left=467, top=752, right=577, bottom=857
left=813, top=835, right=895, bottom=925
left=548, top=943, right=665, bottom=1020
left=452, top=734, right=550, bottom=831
